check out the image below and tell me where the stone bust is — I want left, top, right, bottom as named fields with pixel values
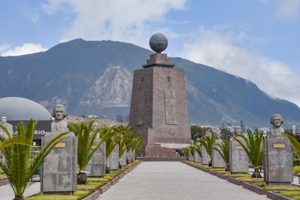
left=270, top=114, right=284, bottom=136
left=0, top=116, right=13, bottom=137
left=51, top=104, right=68, bottom=133
left=233, top=126, right=242, bottom=136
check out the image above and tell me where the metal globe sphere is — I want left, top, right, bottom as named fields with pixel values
left=149, top=33, right=168, bottom=53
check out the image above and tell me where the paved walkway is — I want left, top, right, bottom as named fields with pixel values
left=98, top=161, right=269, bottom=200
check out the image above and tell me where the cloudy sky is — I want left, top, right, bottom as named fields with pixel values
left=0, top=0, right=299, bottom=106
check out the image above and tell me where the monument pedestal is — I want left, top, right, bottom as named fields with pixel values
left=194, top=150, right=201, bottom=163
left=263, top=136, right=293, bottom=184
left=86, top=142, right=106, bottom=177
left=212, top=140, right=225, bottom=168
left=107, top=144, right=119, bottom=170
left=41, top=133, right=77, bottom=193
left=201, top=146, right=210, bottom=165
left=230, top=138, right=249, bottom=173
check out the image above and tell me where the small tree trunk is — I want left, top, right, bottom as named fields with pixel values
left=14, top=195, right=24, bottom=200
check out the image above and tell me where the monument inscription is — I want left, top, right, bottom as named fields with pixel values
left=165, top=89, right=177, bottom=125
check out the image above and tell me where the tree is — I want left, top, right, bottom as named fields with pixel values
left=234, top=129, right=263, bottom=178
left=213, top=139, right=230, bottom=170
left=0, top=120, right=68, bottom=200
left=190, top=125, right=205, bottom=141
left=284, top=132, right=300, bottom=159
left=68, top=120, right=103, bottom=184
left=220, top=127, right=233, bottom=141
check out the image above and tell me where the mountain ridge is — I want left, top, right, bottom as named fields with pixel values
left=0, top=38, right=299, bottom=127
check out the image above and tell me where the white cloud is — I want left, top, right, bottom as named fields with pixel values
left=261, top=0, right=300, bottom=18
left=1, top=43, right=47, bottom=56
left=41, top=0, right=187, bottom=48
left=277, top=0, right=300, bottom=18
left=181, top=27, right=300, bottom=106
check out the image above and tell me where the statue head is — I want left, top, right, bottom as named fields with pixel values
left=233, top=126, right=242, bottom=136
left=1, top=116, right=7, bottom=123
left=52, top=104, right=67, bottom=120
left=91, top=121, right=98, bottom=131
left=270, top=114, right=284, bottom=128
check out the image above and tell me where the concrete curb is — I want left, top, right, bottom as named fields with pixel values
left=82, top=190, right=100, bottom=200
left=182, top=161, right=299, bottom=200
left=266, top=191, right=293, bottom=200
left=242, top=182, right=266, bottom=195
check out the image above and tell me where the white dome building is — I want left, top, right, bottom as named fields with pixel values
left=0, top=97, right=52, bottom=121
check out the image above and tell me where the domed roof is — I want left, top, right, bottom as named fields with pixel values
left=0, top=97, right=52, bottom=121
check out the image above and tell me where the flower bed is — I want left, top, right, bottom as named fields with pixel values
left=183, top=160, right=300, bottom=200
left=25, top=160, right=141, bottom=200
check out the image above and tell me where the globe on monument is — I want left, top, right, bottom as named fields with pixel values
left=149, top=33, right=168, bottom=53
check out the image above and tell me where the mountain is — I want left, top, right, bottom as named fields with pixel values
left=0, top=38, right=299, bottom=127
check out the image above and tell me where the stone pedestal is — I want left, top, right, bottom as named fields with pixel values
left=188, top=152, right=194, bottom=161
left=86, top=141, right=106, bottom=177
left=129, top=52, right=191, bottom=158
left=107, top=144, right=119, bottom=170
left=201, top=146, right=210, bottom=165
left=194, top=151, right=201, bottom=163
left=230, top=138, right=249, bottom=173
left=212, top=140, right=225, bottom=168
left=263, top=136, right=293, bottom=184
left=120, top=150, right=127, bottom=166
left=126, top=149, right=132, bottom=164
left=41, top=133, right=77, bottom=193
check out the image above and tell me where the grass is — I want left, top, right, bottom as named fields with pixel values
left=279, top=191, right=300, bottom=200
left=25, top=160, right=140, bottom=200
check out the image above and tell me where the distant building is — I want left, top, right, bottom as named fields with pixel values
left=0, top=97, right=52, bottom=145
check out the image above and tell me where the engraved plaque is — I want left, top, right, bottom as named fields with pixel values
left=273, top=143, right=285, bottom=148
left=165, top=89, right=177, bottom=125
left=55, top=143, right=66, bottom=148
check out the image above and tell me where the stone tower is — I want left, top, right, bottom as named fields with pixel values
left=129, top=33, right=191, bottom=158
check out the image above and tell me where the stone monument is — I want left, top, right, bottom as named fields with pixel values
left=188, top=151, right=194, bottom=161
left=201, top=145, right=210, bottom=165
left=264, top=114, right=293, bottom=184
left=230, top=126, right=249, bottom=173
left=0, top=116, right=13, bottom=137
left=107, top=144, right=119, bottom=170
left=41, top=104, right=77, bottom=194
left=212, top=139, right=226, bottom=168
left=129, top=33, right=191, bottom=158
left=86, top=121, right=106, bottom=177
left=194, top=149, right=201, bottom=163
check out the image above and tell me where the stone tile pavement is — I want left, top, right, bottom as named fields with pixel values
left=98, top=161, right=269, bottom=200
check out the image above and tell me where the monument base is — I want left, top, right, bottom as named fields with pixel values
left=145, top=144, right=179, bottom=158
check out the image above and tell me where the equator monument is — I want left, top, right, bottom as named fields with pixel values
left=129, top=33, right=191, bottom=158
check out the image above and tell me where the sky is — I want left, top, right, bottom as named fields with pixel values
left=0, top=0, right=299, bottom=106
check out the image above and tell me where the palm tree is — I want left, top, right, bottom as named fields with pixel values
left=234, top=129, right=263, bottom=178
left=0, top=120, right=68, bottom=200
left=199, top=135, right=216, bottom=166
left=213, top=139, right=230, bottom=170
left=68, top=120, right=103, bottom=184
left=284, top=132, right=300, bottom=159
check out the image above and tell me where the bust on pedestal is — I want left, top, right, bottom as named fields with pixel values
left=41, top=104, right=77, bottom=194
left=230, top=126, right=249, bottom=173
left=212, top=138, right=226, bottom=168
left=263, top=114, right=293, bottom=184
left=86, top=121, right=106, bottom=177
